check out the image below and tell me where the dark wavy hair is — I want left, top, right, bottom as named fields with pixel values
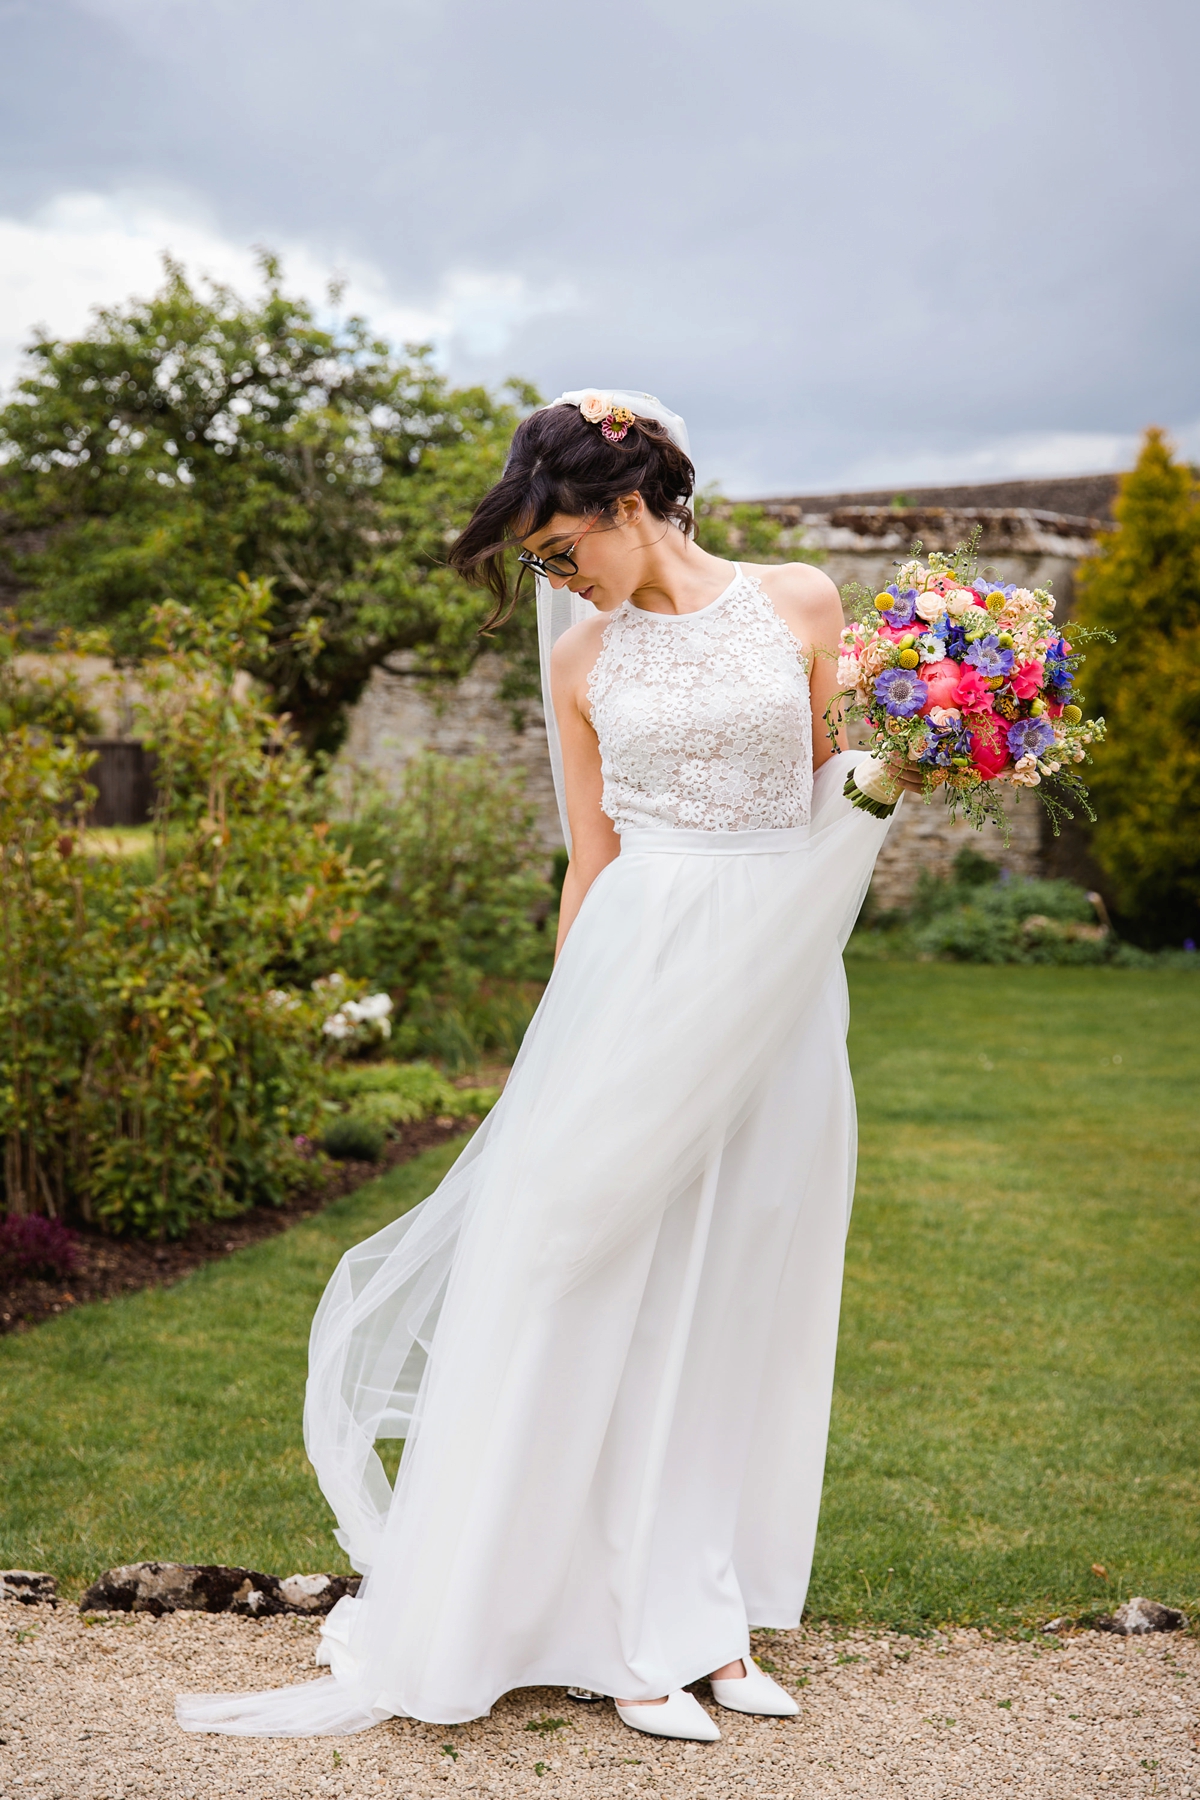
left=449, top=402, right=696, bottom=628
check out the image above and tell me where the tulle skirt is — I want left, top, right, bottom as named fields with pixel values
left=177, top=751, right=893, bottom=1735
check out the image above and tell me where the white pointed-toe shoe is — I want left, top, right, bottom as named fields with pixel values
left=709, top=1655, right=800, bottom=1717
left=614, top=1690, right=721, bottom=1741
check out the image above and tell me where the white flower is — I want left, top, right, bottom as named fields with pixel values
left=836, top=652, right=861, bottom=686
left=578, top=390, right=613, bottom=424
left=917, top=633, right=945, bottom=661
left=914, top=593, right=947, bottom=625
left=946, top=589, right=980, bottom=617
left=322, top=991, right=393, bottom=1040
left=344, top=993, right=393, bottom=1024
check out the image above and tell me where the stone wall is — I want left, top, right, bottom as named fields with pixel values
left=337, top=652, right=562, bottom=851
left=335, top=502, right=1104, bottom=904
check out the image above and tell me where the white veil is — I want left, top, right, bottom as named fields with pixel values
left=532, top=391, right=692, bottom=853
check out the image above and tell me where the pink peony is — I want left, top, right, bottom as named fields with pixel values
left=968, top=713, right=1011, bottom=778
left=1046, top=699, right=1065, bottom=718
left=918, top=657, right=962, bottom=714
left=1010, top=660, right=1044, bottom=700
left=953, top=667, right=995, bottom=713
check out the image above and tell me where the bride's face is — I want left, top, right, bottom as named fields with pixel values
left=519, top=496, right=642, bottom=612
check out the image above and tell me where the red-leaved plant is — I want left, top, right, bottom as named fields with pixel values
left=0, top=1214, right=78, bottom=1280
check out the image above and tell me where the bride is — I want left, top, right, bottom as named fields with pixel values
left=177, top=389, right=904, bottom=1746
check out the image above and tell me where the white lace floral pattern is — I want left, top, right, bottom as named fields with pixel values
left=587, top=567, right=813, bottom=832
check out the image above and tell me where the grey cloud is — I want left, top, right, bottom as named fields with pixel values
left=3, top=0, right=1198, bottom=489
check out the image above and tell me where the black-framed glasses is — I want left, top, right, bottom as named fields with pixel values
left=517, top=512, right=602, bottom=579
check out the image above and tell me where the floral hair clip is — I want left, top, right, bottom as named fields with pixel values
left=578, top=390, right=637, bottom=442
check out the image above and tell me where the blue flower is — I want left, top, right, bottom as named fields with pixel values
left=1006, top=716, right=1056, bottom=760
left=1044, top=636, right=1073, bottom=689
left=918, top=723, right=968, bottom=767
left=943, top=622, right=970, bottom=659
left=874, top=666, right=929, bottom=717
left=965, top=634, right=1015, bottom=678
left=883, top=589, right=918, bottom=628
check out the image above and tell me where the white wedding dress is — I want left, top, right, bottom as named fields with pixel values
left=177, top=565, right=895, bottom=1736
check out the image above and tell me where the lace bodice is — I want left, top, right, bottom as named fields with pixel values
left=587, top=566, right=813, bottom=832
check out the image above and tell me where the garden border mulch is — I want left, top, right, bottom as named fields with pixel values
left=0, top=1118, right=470, bottom=1338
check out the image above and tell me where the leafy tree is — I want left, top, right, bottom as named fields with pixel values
left=1073, top=429, right=1200, bottom=944
left=0, top=255, right=533, bottom=749
left=693, top=484, right=793, bottom=562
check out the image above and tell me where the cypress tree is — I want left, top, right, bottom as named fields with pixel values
left=1074, top=429, right=1200, bottom=944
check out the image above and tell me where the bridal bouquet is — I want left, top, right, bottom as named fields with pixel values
left=835, top=535, right=1106, bottom=834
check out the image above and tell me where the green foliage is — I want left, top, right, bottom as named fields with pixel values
left=848, top=849, right=1173, bottom=967
left=324, top=1059, right=499, bottom=1128
left=0, top=729, right=109, bottom=1218
left=1073, top=429, right=1200, bottom=943
left=0, top=617, right=101, bottom=736
left=330, top=753, right=553, bottom=1066
left=0, top=579, right=368, bottom=1236
left=0, top=254, right=535, bottom=749
left=693, top=484, right=803, bottom=563
left=319, top=1115, right=387, bottom=1163
left=906, top=851, right=1111, bottom=965
left=319, top=1059, right=499, bottom=1160
left=4, top=971, right=1198, bottom=1633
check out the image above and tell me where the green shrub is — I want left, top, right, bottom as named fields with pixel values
left=905, top=850, right=1123, bottom=965
left=330, top=753, right=553, bottom=1066
left=319, top=1115, right=387, bottom=1163
left=1073, top=429, right=1200, bottom=944
left=0, top=618, right=102, bottom=737
left=324, top=1059, right=498, bottom=1125
left=0, top=581, right=370, bottom=1236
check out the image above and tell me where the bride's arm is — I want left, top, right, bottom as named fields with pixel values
left=550, top=623, right=621, bottom=958
left=755, top=562, right=847, bottom=766
left=759, top=563, right=924, bottom=792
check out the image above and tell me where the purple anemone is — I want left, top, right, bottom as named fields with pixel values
left=874, top=666, right=929, bottom=718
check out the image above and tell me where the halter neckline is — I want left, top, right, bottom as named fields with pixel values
left=623, top=564, right=742, bottom=623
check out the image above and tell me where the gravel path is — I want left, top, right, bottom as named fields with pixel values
left=2, top=1597, right=1197, bottom=1797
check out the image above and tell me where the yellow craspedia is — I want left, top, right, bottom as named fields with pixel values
left=1063, top=703, right=1082, bottom=722
left=986, top=591, right=1006, bottom=613
left=874, top=594, right=893, bottom=611
left=898, top=648, right=920, bottom=668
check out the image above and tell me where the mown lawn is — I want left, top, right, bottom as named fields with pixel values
left=1, top=966, right=1197, bottom=1632
left=815, top=964, right=1200, bottom=1630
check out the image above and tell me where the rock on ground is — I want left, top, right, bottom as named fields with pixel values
left=78, top=1562, right=359, bottom=1618
left=0, top=1571, right=56, bottom=1606
left=1, top=1597, right=1198, bottom=1799
left=1097, top=1596, right=1189, bottom=1636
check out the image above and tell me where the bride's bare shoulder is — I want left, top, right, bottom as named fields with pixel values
left=748, top=561, right=844, bottom=643
left=549, top=610, right=610, bottom=704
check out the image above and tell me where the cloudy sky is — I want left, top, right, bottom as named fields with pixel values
left=1, top=0, right=1197, bottom=494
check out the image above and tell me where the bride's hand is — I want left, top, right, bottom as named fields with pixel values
left=886, top=759, right=929, bottom=794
